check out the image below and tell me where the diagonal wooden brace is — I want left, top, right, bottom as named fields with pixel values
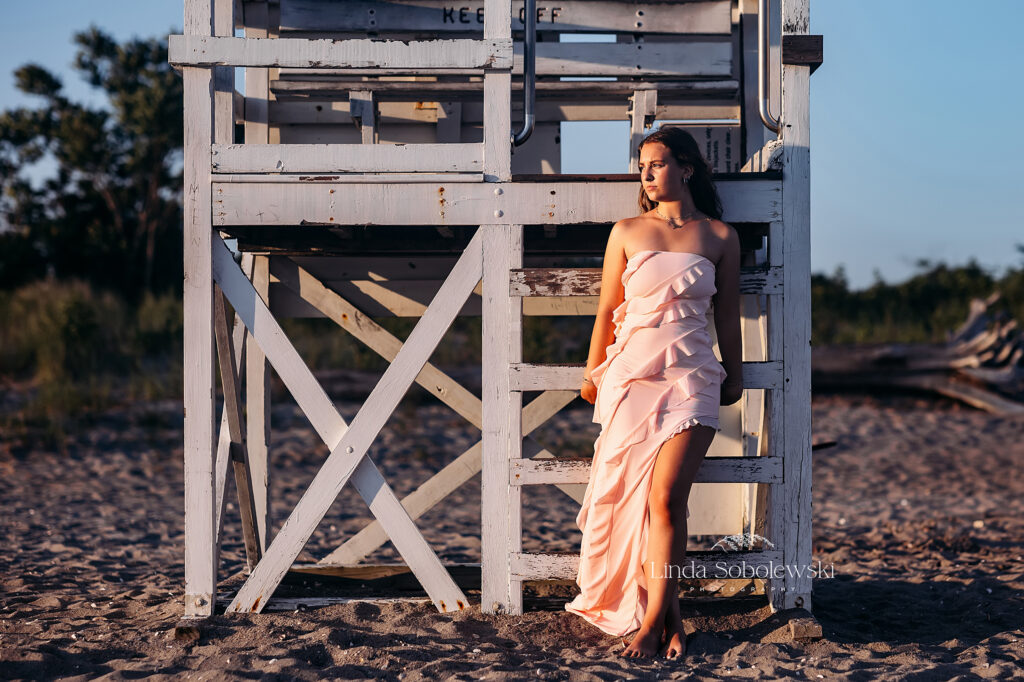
left=268, top=259, right=584, bottom=565
left=212, top=234, right=479, bottom=613
left=213, top=254, right=254, bottom=549
left=319, top=391, right=576, bottom=565
left=214, top=286, right=263, bottom=570
left=212, top=256, right=252, bottom=571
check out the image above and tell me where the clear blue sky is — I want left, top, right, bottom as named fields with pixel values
left=2, top=1, right=1022, bottom=291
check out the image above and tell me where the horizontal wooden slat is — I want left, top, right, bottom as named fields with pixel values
left=511, top=455, right=783, bottom=486
left=270, top=40, right=731, bottom=78
left=213, top=173, right=485, bottom=183
left=267, top=100, right=741, bottom=125
left=269, top=79, right=740, bottom=101
left=511, top=550, right=785, bottom=581
left=169, top=35, right=512, bottom=69
left=213, top=176, right=781, bottom=224
left=510, top=265, right=783, bottom=297
left=509, top=360, right=782, bottom=392
left=279, top=0, right=733, bottom=35
left=211, top=143, right=482, bottom=173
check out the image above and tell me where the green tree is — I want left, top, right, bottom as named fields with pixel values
left=0, top=26, right=183, bottom=298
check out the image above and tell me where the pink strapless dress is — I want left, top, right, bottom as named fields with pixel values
left=564, top=250, right=728, bottom=637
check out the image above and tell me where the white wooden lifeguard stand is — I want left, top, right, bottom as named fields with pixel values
left=169, top=0, right=821, bottom=620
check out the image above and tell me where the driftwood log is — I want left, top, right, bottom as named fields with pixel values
left=812, top=292, right=1024, bottom=415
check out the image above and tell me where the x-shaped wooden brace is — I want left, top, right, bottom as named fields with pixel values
left=213, top=233, right=478, bottom=613
left=266, top=256, right=583, bottom=566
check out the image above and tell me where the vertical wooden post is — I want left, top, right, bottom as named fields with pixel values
left=242, top=0, right=272, bottom=554
left=762, top=220, right=786, bottom=600
left=483, top=0, right=511, bottom=183
left=481, top=0, right=516, bottom=615
left=740, top=249, right=766, bottom=537
left=481, top=224, right=524, bottom=615
left=243, top=0, right=269, bottom=146
left=350, top=90, right=378, bottom=144
left=777, top=0, right=813, bottom=612
left=213, top=289, right=263, bottom=569
left=247, top=256, right=271, bottom=552
left=628, top=89, right=657, bottom=172
left=182, top=0, right=216, bottom=619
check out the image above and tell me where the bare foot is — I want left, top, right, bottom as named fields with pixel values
left=620, top=623, right=664, bottom=658
left=661, top=599, right=687, bottom=659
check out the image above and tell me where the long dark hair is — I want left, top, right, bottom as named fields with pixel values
left=636, top=126, right=723, bottom=220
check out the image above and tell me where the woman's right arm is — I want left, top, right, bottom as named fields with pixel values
left=581, top=221, right=628, bottom=402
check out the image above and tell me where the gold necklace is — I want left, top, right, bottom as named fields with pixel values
left=655, top=206, right=706, bottom=229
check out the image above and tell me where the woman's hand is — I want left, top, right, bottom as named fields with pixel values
left=720, top=375, right=743, bottom=406
left=581, top=375, right=598, bottom=404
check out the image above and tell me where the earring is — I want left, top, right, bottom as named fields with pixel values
left=684, top=176, right=690, bottom=184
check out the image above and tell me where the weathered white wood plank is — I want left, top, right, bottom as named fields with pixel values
left=511, top=550, right=785, bottom=581
left=481, top=223, right=523, bottom=615
left=243, top=0, right=269, bottom=146
left=213, top=286, right=247, bottom=548
left=212, top=253, right=253, bottom=558
left=348, top=90, right=378, bottom=145
left=246, top=255, right=271, bottom=552
left=267, top=100, right=740, bottom=126
left=509, top=265, right=784, bottom=298
left=512, top=41, right=731, bottom=78
left=509, top=360, right=782, bottom=392
left=214, top=234, right=479, bottom=613
left=213, top=177, right=782, bottom=225
left=317, top=392, right=578, bottom=565
left=269, top=78, right=740, bottom=100
left=211, top=142, right=483, bottom=173
left=482, top=0, right=511, bottom=183
left=213, top=288, right=262, bottom=569
left=214, top=172, right=485, bottom=183
left=773, top=0, right=813, bottom=614
left=169, top=35, right=513, bottom=69
left=628, top=90, right=657, bottom=173
left=213, top=0, right=234, bottom=146
left=182, top=0, right=216, bottom=621
left=279, top=0, right=733, bottom=35
left=250, top=40, right=731, bottom=77
left=511, top=455, right=784, bottom=486
left=758, top=222, right=785, bottom=593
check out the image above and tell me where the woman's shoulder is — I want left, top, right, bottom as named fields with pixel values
left=711, top=218, right=736, bottom=237
left=612, top=212, right=658, bottom=232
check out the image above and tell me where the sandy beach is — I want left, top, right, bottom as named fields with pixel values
left=2, top=387, right=1023, bottom=680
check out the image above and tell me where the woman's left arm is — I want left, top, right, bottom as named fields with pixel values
left=713, top=224, right=743, bottom=405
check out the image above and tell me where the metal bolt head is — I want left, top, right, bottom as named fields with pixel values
left=494, top=187, right=503, bottom=195
left=346, top=445, right=354, bottom=454
left=194, top=597, right=207, bottom=607
left=494, top=210, right=503, bottom=218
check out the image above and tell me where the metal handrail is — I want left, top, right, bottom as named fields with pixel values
left=512, top=0, right=536, bottom=146
left=758, top=0, right=781, bottom=134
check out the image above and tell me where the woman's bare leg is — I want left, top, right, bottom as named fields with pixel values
left=620, top=424, right=715, bottom=658
left=662, top=586, right=687, bottom=658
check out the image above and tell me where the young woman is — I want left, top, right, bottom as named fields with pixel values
left=565, top=127, right=744, bottom=658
